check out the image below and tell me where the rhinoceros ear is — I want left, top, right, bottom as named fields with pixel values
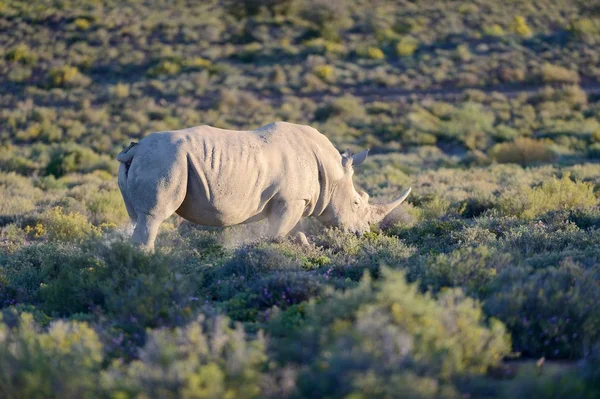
left=351, top=149, right=369, bottom=166
left=341, top=149, right=353, bottom=169
left=341, top=148, right=368, bottom=169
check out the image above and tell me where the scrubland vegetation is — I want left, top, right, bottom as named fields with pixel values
left=1, top=0, right=600, bottom=397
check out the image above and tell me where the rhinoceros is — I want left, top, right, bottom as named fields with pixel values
left=117, top=122, right=411, bottom=249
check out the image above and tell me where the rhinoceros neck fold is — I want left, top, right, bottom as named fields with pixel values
left=308, top=148, right=342, bottom=217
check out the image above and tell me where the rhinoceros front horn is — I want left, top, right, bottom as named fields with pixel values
left=369, top=187, right=412, bottom=223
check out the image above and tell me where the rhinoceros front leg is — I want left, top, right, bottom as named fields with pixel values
left=267, top=200, right=306, bottom=241
left=132, top=213, right=164, bottom=251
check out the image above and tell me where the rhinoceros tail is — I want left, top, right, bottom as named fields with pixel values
left=117, top=142, right=139, bottom=223
left=117, top=141, right=138, bottom=163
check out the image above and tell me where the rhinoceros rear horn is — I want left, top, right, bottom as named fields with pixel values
left=370, top=187, right=412, bottom=223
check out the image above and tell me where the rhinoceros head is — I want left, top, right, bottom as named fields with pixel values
left=317, top=149, right=411, bottom=235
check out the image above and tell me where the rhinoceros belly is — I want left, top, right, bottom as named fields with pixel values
left=174, top=145, right=278, bottom=227
left=176, top=187, right=273, bottom=227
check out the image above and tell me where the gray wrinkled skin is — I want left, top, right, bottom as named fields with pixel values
left=117, top=122, right=411, bottom=250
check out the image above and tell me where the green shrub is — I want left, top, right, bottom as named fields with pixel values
left=0, top=243, right=84, bottom=306
left=74, top=18, right=91, bottom=30
left=45, top=242, right=197, bottom=331
left=511, top=16, right=533, bottom=37
left=488, top=137, right=555, bottom=166
left=437, top=102, right=495, bottom=150
left=396, top=36, right=418, bottom=56
left=589, top=143, right=600, bottom=159
left=482, top=24, right=505, bottom=37
left=224, top=0, right=295, bottom=18
left=304, top=38, right=347, bottom=56
left=417, top=195, right=451, bottom=219
left=356, top=45, right=385, bottom=60
left=390, top=218, right=467, bottom=254
left=204, top=243, right=297, bottom=303
left=237, top=42, right=263, bottom=63
left=0, top=313, right=103, bottom=399
left=45, top=144, right=114, bottom=177
left=0, top=172, right=42, bottom=219
left=300, top=0, right=351, bottom=40
left=84, top=188, right=128, bottom=225
left=313, top=64, right=334, bottom=82
left=313, top=95, right=366, bottom=122
left=104, top=315, right=267, bottom=398
left=422, top=246, right=511, bottom=296
left=147, top=60, right=181, bottom=76
left=6, top=44, right=36, bottom=64
left=485, top=260, right=600, bottom=358
left=271, top=269, right=511, bottom=398
left=7, top=66, right=32, bottom=82
left=502, top=362, right=594, bottom=399
left=381, top=270, right=511, bottom=376
left=183, top=56, right=213, bottom=70
left=110, top=82, right=129, bottom=98
left=499, top=174, right=597, bottom=219
left=1, top=240, right=199, bottom=338
left=582, top=344, right=600, bottom=393
left=321, top=231, right=414, bottom=281
left=540, top=63, right=580, bottom=84
left=47, top=66, right=89, bottom=87
left=570, top=18, right=600, bottom=36
left=40, top=207, right=100, bottom=243
left=224, top=270, right=328, bottom=322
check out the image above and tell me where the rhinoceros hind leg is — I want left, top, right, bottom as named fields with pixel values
left=267, top=200, right=306, bottom=240
left=118, top=163, right=137, bottom=224
left=132, top=213, right=164, bottom=251
left=295, top=231, right=310, bottom=246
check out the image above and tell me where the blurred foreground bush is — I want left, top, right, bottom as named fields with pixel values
left=270, top=269, right=511, bottom=398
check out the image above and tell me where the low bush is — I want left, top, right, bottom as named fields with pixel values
left=39, top=207, right=100, bottom=243
left=45, top=144, right=115, bottom=177
left=147, top=60, right=181, bottom=77
left=570, top=18, right=600, bottom=37
left=313, top=95, right=367, bottom=122
left=488, top=137, right=555, bottom=166
left=389, top=218, right=467, bottom=254
left=300, top=0, right=351, bottom=40
left=0, top=311, right=269, bottom=399
left=582, top=344, right=600, bottom=393
left=483, top=24, right=505, bottom=37
left=498, top=174, right=597, bottom=219
left=358, top=46, right=385, bottom=60
left=47, top=66, right=89, bottom=88
left=1, top=241, right=200, bottom=342
left=511, top=16, right=533, bottom=37
left=485, top=260, right=600, bottom=358
left=437, top=102, right=495, bottom=150
left=540, top=63, right=580, bottom=84
left=313, top=64, right=334, bottom=82
left=104, top=315, right=267, bottom=399
left=270, top=269, right=511, bottom=398
left=0, top=313, right=103, bottom=399
left=396, top=36, right=418, bottom=57
left=422, top=246, right=511, bottom=296
left=6, top=44, right=37, bottom=64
